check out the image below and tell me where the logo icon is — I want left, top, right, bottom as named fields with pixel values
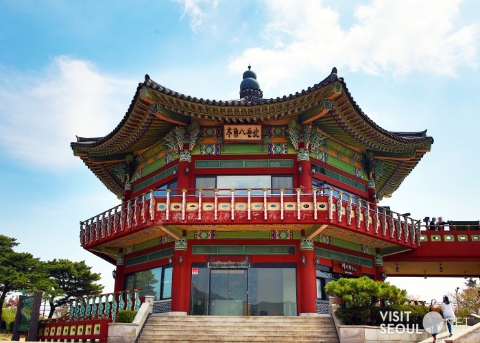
left=422, top=311, right=444, bottom=334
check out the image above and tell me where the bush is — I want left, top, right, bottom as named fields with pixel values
left=336, top=306, right=371, bottom=325
left=115, top=310, right=136, bottom=323
left=325, top=276, right=407, bottom=308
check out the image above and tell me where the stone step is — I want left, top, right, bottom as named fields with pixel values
left=149, top=316, right=332, bottom=325
left=138, top=340, right=338, bottom=343
left=145, top=321, right=334, bottom=330
left=138, top=315, right=339, bottom=343
left=140, top=330, right=337, bottom=336
left=138, top=336, right=339, bottom=343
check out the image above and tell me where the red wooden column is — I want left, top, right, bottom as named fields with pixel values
left=368, top=178, right=377, bottom=205
left=297, top=148, right=313, bottom=193
left=171, top=237, right=188, bottom=313
left=299, top=238, right=317, bottom=315
left=113, top=252, right=125, bottom=293
left=177, top=150, right=192, bottom=191
left=374, top=250, right=385, bottom=281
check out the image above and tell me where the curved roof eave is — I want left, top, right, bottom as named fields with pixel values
left=71, top=68, right=433, bottom=156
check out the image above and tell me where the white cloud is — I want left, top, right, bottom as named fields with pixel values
left=0, top=56, right=134, bottom=170
left=173, top=0, right=220, bottom=32
left=229, top=0, right=478, bottom=91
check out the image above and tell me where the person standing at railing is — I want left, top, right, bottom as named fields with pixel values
left=436, top=217, right=448, bottom=231
left=429, top=217, right=438, bottom=231
left=442, top=295, right=456, bottom=337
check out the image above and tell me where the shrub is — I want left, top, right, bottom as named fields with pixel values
left=115, top=310, right=136, bottom=323
left=325, top=276, right=407, bottom=308
left=336, top=306, right=371, bottom=325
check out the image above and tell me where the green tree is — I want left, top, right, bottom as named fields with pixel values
left=324, top=276, right=407, bottom=307
left=465, top=277, right=477, bottom=288
left=42, top=259, right=103, bottom=318
left=456, top=280, right=480, bottom=317
left=0, top=235, right=45, bottom=322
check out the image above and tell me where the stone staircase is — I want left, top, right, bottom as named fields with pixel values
left=137, top=315, right=339, bottom=343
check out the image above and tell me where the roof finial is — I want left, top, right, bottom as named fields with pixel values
left=248, top=63, right=251, bottom=70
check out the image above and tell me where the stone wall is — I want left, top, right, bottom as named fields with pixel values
left=337, top=325, right=430, bottom=343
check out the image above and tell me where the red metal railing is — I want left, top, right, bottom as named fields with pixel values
left=79, top=187, right=421, bottom=248
left=36, top=289, right=141, bottom=343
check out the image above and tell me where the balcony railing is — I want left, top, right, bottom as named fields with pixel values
left=79, top=187, right=421, bottom=248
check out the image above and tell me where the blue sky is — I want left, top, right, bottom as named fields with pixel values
left=0, top=0, right=479, bottom=302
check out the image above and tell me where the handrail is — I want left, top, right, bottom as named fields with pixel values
left=79, top=186, right=423, bottom=247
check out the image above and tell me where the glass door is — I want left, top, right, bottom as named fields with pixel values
left=209, top=269, right=247, bottom=315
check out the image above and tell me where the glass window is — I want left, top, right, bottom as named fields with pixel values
left=190, top=265, right=210, bottom=315
left=248, top=267, right=297, bottom=316
left=312, top=179, right=364, bottom=205
left=154, top=181, right=178, bottom=197
left=195, top=175, right=293, bottom=196
left=271, top=176, right=294, bottom=194
left=218, top=175, right=270, bottom=195
left=316, top=278, right=323, bottom=299
left=195, top=176, right=216, bottom=196
left=124, top=266, right=171, bottom=301
left=162, top=267, right=173, bottom=299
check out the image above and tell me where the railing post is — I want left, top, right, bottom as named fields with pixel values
left=95, top=215, right=100, bottom=241
left=337, top=191, right=343, bottom=223
left=355, top=199, right=361, bottom=229
left=403, top=215, right=409, bottom=242
left=80, top=297, right=86, bottom=318
left=389, top=214, right=395, bottom=239
left=101, top=212, right=106, bottom=238
left=198, top=189, right=202, bottom=220
left=106, top=209, right=112, bottom=237
left=416, top=220, right=422, bottom=246
left=346, top=194, right=352, bottom=225
left=112, top=293, right=118, bottom=322
left=264, top=188, right=268, bottom=220
left=328, top=188, right=333, bottom=222
left=98, top=295, right=104, bottom=316
left=280, top=188, right=284, bottom=221
left=382, top=211, right=387, bottom=237
left=296, top=188, right=301, bottom=220
left=396, top=213, right=402, bottom=240
left=150, top=189, right=156, bottom=221
left=373, top=206, right=379, bottom=234
left=182, top=189, right=187, bottom=221
left=80, top=221, right=84, bottom=246
left=114, top=206, right=119, bottom=234
left=120, top=203, right=125, bottom=232
left=134, top=197, right=139, bottom=226
left=127, top=290, right=133, bottom=311
left=141, top=193, right=147, bottom=223
left=410, top=218, right=415, bottom=245
left=127, top=200, right=132, bottom=229
left=69, top=299, right=75, bottom=319
left=135, top=289, right=141, bottom=311
left=166, top=189, right=171, bottom=221
left=105, top=294, right=111, bottom=317
left=247, top=188, right=252, bottom=221
left=214, top=189, right=218, bottom=221
left=364, top=202, right=370, bottom=231
left=92, top=295, right=98, bottom=316
left=90, top=218, right=95, bottom=243
left=85, top=296, right=92, bottom=317
left=231, top=189, right=235, bottom=220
